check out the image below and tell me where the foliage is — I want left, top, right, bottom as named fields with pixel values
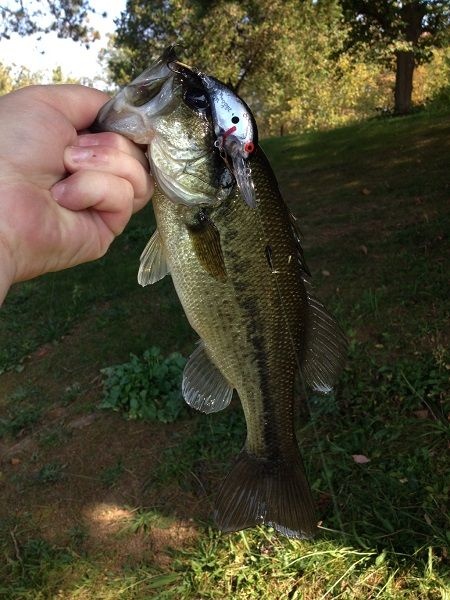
left=34, top=461, right=66, bottom=484
left=0, top=61, right=41, bottom=94
left=413, top=45, right=450, bottom=106
left=0, top=61, right=82, bottom=95
left=0, top=402, right=41, bottom=437
left=338, top=0, right=450, bottom=113
left=0, top=0, right=103, bottom=46
left=100, top=347, right=188, bottom=423
left=339, top=0, right=450, bottom=62
left=106, top=0, right=450, bottom=133
left=0, top=386, right=43, bottom=437
left=107, top=1, right=368, bottom=134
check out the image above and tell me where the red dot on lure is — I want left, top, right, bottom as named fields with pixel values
left=244, top=142, right=255, bottom=154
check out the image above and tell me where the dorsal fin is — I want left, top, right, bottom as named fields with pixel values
left=302, top=280, right=348, bottom=393
left=289, top=210, right=311, bottom=276
left=138, top=229, right=170, bottom=286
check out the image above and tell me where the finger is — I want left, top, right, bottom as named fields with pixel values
left=36, top=84, right=110, bottom=131
left=75, top=132, right=149, bottom=170
left=63, top=144, right=153, bottom=203
left=52, top=170, right=149, bottom=235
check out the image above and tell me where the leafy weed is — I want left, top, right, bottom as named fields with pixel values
left=100, top=347, right=187, bottom=423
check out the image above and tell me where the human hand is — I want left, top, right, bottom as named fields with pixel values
left=0, top=84, right=153, bottom=303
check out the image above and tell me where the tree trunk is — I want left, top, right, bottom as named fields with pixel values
left=394, top=50, right=415, bottom=115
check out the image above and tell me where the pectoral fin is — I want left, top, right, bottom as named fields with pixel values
left=138, top=229, right=170, bottom=286
left=182, top=341, right=233, bottom=413
left=187, top=212, right=227, bottom=281
left=302, top=281, right=348, bottom=393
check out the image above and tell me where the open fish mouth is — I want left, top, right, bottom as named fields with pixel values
left=93, top=48, right=180, bottom=145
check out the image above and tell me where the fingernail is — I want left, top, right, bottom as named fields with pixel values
left=76, top=134, right=99, bottom=147
left=52, top=181, right=66, bottom=202
left=67, top=146, right=94, bottom=162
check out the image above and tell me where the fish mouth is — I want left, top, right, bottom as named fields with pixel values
left=92, top=47, right=181, bottom=144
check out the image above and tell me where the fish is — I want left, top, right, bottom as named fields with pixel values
left=94, top=47, right=347, bottom=538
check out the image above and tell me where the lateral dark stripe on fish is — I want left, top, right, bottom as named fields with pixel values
left=94, top=47, right=348, bottom=539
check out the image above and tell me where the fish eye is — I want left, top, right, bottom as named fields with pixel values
left=183, top=89, right=209, bottom=111
left=129, top=79, right=165, bottom=107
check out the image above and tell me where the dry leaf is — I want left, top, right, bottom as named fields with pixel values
left=321, top=270, right=330, bottom=277
left=361, top=187, right=371, bottom=195
left=414, top=409, right=429, bottom=419
left=352, top=454, right=370, bottom=464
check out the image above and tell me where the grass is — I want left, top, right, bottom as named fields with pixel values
left=0, top=107, right=449, bottom=598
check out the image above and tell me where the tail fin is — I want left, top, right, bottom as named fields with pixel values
left=214, top=450, right=317, bottom=538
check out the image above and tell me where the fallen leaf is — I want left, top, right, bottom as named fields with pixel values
left=352, top=454, right=370, bottom=464
left=10, top=457, right=21, bottom=466
left=361, top=187, right=371, bottom=195
left=321, top=270, right=330, bottom=277
left=414, top=409, right=429, bottom=419
left=68, top=414, right=97, bottom=429
left=359, top=245, right=368, bottom=255
left=35, top=344, right=51, bottom=358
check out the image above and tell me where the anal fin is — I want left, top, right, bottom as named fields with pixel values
left=214, top=450, right=317, bottom=539
left=182, top=341, right=233, bottom=413
left=138, top=229, right=170, bottom=286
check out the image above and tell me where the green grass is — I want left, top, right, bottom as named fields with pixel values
left=0, top=107, right=449, bottom=598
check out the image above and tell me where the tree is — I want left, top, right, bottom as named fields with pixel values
left=0, top=61, right=41, bottom=94
left=0, top=0, right=103, bottom=46
left=107, top=0, right=377, bottom=134
left=339, top=0, right=450, bottom=114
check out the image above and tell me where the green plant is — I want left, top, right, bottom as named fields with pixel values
left=0, top=404, right=42, bottom=438
left=100, top=347, right=187, bottom=423
left=150, top=408, right=245, bottom=489
left=34, top=462, right=66, bottom=484
left=99, top=459, right=125, bottom=488
left=124, top=508, right=174, bottom=534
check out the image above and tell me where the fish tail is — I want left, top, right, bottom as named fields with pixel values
left=214, top=449, right=317, bottom=538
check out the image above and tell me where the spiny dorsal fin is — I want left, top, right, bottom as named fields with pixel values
left=138, top=229, right=170, bottom=287
left=182, top=341, right=233, bottom=413
left=302, top=280, right=348, bottom=393
left=289, top=211, right=311, bottom=277
left=187, top=212, right=227, bottom=281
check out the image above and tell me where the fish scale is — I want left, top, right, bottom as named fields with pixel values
left=153, top=147, right=315, bottom=533
left=94, top=47, right=347, bottom=538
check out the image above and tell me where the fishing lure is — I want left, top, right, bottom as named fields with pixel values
left=170, top=60, right=258, bottom=208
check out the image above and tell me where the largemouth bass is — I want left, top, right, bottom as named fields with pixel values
left=95, top=47, right=347, bottom=538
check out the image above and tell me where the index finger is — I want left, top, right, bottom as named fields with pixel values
left=23, top=84, right=111, bottom=131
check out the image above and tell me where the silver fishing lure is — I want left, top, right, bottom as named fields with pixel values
left=170, top=60, right=258, bottom=208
